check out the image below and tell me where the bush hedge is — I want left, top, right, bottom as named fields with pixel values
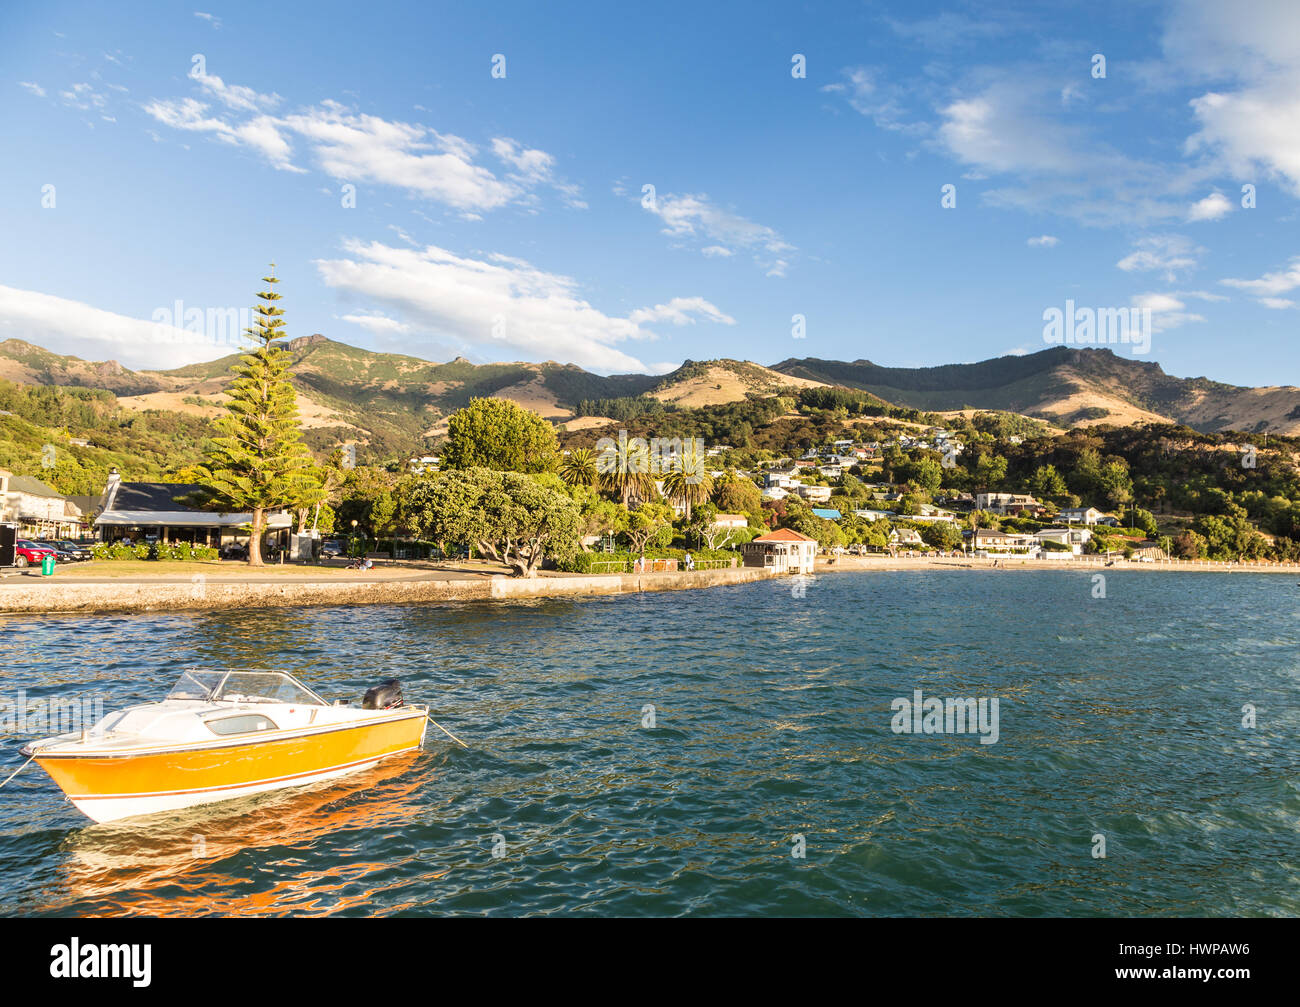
left=556, top=547, right=738, bottom=574
left=91, top=542, right=220, bottom=561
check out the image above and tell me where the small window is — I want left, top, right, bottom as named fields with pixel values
left=205, top=714, right=279, bottom=736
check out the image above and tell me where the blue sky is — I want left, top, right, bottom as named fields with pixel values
left=1, top=0, right=1297, bottom=385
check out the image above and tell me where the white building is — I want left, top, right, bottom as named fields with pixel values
left=0, top=468, right=82, bottom=537
left=742, top=528, right=817, bottom=574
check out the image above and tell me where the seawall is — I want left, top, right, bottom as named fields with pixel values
left=0, top=565, right=783, bottom=617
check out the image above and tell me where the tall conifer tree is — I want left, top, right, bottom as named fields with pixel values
left=189, top=266, right=317, bottom=566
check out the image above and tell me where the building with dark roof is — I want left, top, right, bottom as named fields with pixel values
left=93, top=469, right=291, bottom=548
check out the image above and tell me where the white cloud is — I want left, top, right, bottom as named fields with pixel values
left=935, top=74, right=1200, bottom=226
left=1027, top=235, right=1059, bottom=247
left=645, top=192, right=793, bottom=274
left=1220, top=256, right=1300, bottom=309
left=1169, top=1, right=1300, bottom=196
left=142, top=97, right=302, bottom=172
left=821, top=67, right=926, bottom=134
left=192, top=72, right=280, bottom=114
left=194, top=12, right=222, bottom=28
left=60, top=83, right=107, bottom=110
left=1220, top=256, right=1300, bottom=294
left=144, top=76, right=578, bottom=213
left=1132, top=292, right=1206, bottom=333
left=1116, top=235, right=1203, bottom=281
left=0, top=285, right=232, bottom=370
left=18, top=81, right=45, bottom=98
left=1187, top=191, right=1233, bottom=221
left=314, top=240, right=734, bottom=373
left=701, top=245, right=733, bottom=257
left=628, top=297, right=736, bottom=327
left=340, top=311, right=411, bottom=334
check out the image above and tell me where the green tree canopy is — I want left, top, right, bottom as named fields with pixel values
left=401, top=467, right=580, bottom=576
left=442, top=397, right=559, bottom=473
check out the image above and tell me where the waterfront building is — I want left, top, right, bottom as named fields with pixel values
left=742, top=528, right=817, bottom=573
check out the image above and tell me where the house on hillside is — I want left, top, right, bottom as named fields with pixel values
left=743, top=528, right=817, bottom=574
left=796, top=484, right=832, bottom=504
left=1058, top=506, right=1105, bottom=525
left=909, top=504, right=958, bottom=523
left=0, top=468, right=82, bottom=537
left=890, top=528, right=924, bottom=548
left=974, top=492, right=1045, bottom=516
left=967, top=528, right=1039, bottom=555
left=711, top=513, right=748, bottom=529
left=93, top=469, right=292, bottom=551
left=1035, top=527, right=1092, bottom=555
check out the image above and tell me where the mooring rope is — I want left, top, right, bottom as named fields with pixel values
left=425, top=713, right=469, bottom=750
left=0, top=753, right=36, bottom=790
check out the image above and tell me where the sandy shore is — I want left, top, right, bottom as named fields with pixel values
left=821, top=555, right=1300, bottom=574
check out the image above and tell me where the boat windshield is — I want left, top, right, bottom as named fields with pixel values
left=167, top=670, right=327, bottom=706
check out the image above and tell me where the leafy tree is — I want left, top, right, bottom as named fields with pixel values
left=1172, top=529, right=1206, bottom=559
left=402, top=467, right=580, bottom=576
left=442, top=397, right=558, bottom=473
left=564, top=483, right=628, bottom=543
left=184, top=268, right=318, bottom=566
left=785, top=509, right=844, bottom=549
left=974, top=453, right=1008, bottom=491
left=921, top=521, right=963, bottom=551
left=1123, top=506, right=1158, bottom=537
left=336, top=466, right=398, bottom=538
left=713, top=471, right=762, bottom=514
left=623, top=502, right=674, bottom=554
left=1030, top=464, right=1067, bottom=499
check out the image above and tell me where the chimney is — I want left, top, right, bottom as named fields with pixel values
left=102, top=467, right=122, bottom=511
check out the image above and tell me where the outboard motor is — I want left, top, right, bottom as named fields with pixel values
left=362, top=678, right=404, bottom=710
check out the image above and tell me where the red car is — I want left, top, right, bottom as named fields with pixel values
left=13, top=540, right=56, bottom=568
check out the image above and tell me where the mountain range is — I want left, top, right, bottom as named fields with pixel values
left=2, top=337, right=1298, bottom=455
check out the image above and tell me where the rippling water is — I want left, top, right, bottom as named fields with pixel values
left=1, top=571, right=1297, bottom=917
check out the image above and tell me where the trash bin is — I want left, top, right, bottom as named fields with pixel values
left=41, top=554, right=56, bottom=576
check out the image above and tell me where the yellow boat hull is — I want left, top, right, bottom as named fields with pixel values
left=34, top=710, right=428, bottom=824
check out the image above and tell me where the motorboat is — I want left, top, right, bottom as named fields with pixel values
left=21, top=670, right=429, bottom=824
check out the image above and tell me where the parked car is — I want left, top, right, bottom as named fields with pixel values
left=320, top=539, right=347, bottom=558
left=13, top=540, right=56, bottom=568
left=54, top=540, right=93, bottom=561
left=37, top=541, right=77, bottom=562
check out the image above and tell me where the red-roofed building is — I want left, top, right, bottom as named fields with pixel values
left=743, top=527, right=817, bottom=574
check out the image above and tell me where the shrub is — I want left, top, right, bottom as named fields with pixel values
left=90, top=541, right=218, bottom=561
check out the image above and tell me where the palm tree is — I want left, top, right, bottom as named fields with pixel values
left=661, top=442, right=713, bottom=520
left=598, top=438, right=656, bottom=507
left=559, top=447, right=598, bottom=487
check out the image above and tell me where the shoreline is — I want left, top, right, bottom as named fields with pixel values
left=0, top=564, right=783, bottom=616
left=2, top=554, right=1297, bottom=617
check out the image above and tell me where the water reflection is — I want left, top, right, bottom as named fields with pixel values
left=47, top=755, right=430, bottom=916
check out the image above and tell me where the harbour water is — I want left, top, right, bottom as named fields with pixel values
left=1, top=570, right=1296, bottom=916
